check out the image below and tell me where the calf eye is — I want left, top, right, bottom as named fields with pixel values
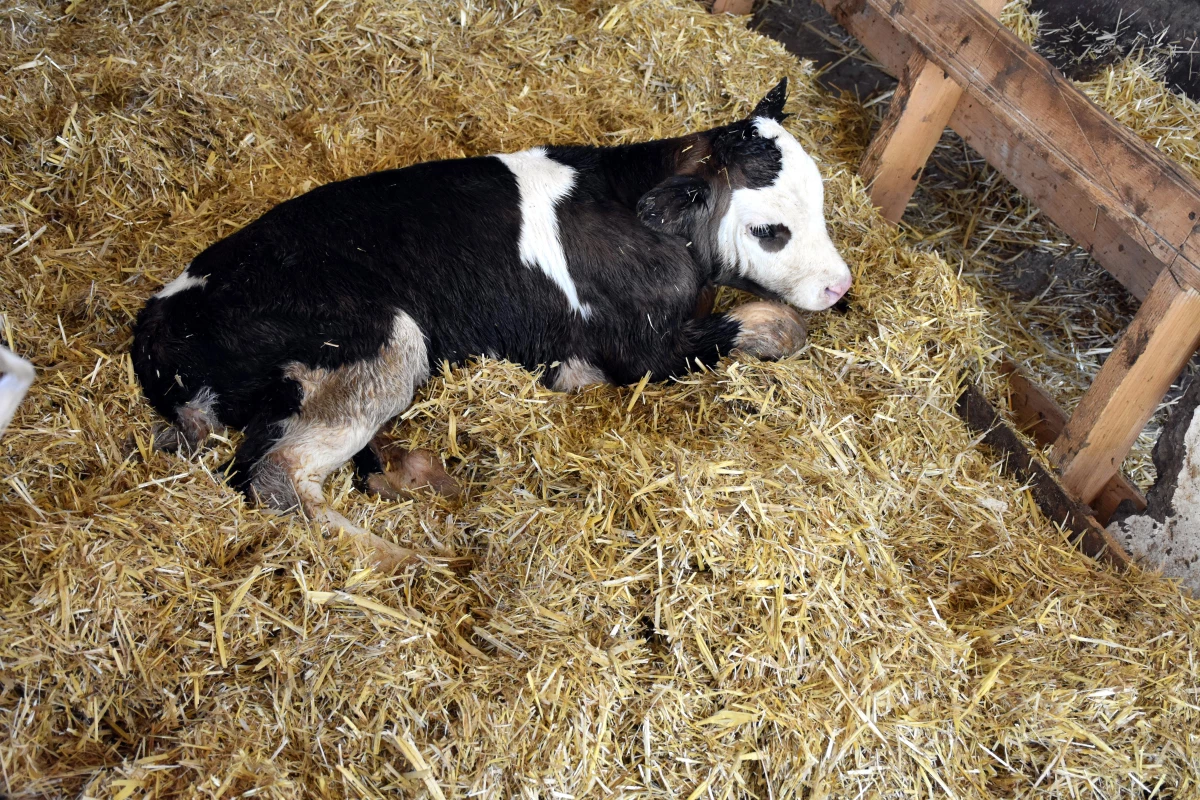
left=748, top=223, right=791, bottom=252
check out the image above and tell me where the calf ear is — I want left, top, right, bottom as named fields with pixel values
left=751, top=78, right=789, bottom=122
left=636, top=175, right=710, bottom=236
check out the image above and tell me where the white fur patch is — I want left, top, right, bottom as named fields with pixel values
left=551, top=358, right=607, bottom=392
left=156, top=268, right=208, bottom=299
left=494, top=148, right=591, bottom=319
left=716, top=118, right=851, bottom=311
left=270, top=311, right=430, bottom=512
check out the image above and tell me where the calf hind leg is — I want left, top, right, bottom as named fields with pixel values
left=251, top=419, right=423, bottom=572
left=243, top=311, right=431, bottom=570
left=153, top=387, right=223, bottom=454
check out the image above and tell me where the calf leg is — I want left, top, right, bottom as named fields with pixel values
left=253, top=420, right=422, bottom=571
left=726, top=301, right=808, bottom=360
left=153, top=387, right=223, bottom=454
left=239, top=312, right=430, bottom=571
left=647, top=301, right=808, bottom=381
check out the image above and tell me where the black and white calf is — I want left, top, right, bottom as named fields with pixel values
left=133, top=79, right=851, bottom=564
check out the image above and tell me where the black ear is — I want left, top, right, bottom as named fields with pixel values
left=636, top=175, right=711, bottom=236
left=750, top=77, right=789, bottom=122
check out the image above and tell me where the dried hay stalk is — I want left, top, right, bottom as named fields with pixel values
left=1, top=1, right=1198, bottom=798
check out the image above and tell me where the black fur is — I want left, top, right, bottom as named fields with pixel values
left=132, top=82, right=795, bottom=495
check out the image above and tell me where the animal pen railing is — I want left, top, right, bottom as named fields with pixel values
left=716, top=0, right=1200, bottom=566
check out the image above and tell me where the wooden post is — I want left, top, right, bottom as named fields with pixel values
left=999, top=361, right=1146, bottom=524
left=859, top=0, right=1005, bottom=222
left=1054, top=268, right=1200, bottom=505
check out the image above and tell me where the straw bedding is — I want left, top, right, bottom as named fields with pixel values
left=2, top=1, right=1198, bottom=797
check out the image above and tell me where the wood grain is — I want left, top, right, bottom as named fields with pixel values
left=858, top=0, right=1004, bottom=222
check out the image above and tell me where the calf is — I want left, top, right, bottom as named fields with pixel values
left=132, top=79, right=851, bottom=566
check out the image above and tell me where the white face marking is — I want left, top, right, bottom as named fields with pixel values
left=717, top=118, right=851, bottom=311
left=156, top=268, right=208, bottom=299
left=494, top=148, right=592, bottom=319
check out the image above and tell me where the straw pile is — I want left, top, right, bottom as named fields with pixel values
left=2, top=1, right=1199, bottom=797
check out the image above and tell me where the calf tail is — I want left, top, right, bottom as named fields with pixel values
left=132, top=298, right=192, bottom=420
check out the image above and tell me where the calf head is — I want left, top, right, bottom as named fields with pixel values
left=637, top=79, right=852, bottom=311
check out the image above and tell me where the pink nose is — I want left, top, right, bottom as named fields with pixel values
left=823, top=277, right=852, bottom=304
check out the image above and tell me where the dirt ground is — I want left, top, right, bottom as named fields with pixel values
left=1032, top=0, right=1200, bottom=98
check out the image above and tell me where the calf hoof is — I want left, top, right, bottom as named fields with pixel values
left=359, top=532, right=422, bottom=573
left=365, top=448, right=462, bottom=501
left=152, top=420, right=211, bottom=455
left=151, top=423, right=185, bottom=453
left=249, top=456, right=302, bottom=512
left=729, top=301, right=808, bottom=360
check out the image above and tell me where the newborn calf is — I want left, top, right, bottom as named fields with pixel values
left=132, top=79, right=851, bottom=566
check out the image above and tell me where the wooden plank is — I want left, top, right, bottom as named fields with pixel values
left=816, top=0, right=1200, bottom=300
left=949, top=98, right=1167, bottom=299
left=822, top=1, right=1169, bottom=296
left=711, top=0, right=755, bottom=14
left=956, top=383, right=1129, bottom=567
left=858, top=0, right=1004, bottom=222
left=859, top=51, right=962, bottom=222
left=998, top=360, right=1147, bottom=524
left=836, top=5, right=1165, bottom=298
left=1054, top=268, right=1200, bottom=504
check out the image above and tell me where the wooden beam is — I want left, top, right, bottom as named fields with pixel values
left=711, top=0, right=754, bottom=14
left=998, top=360, right=1146, bottom=524
left=1054, top=268, right=1200, bottom=504
left=949, top=99, right=1167, bottom=299
left=858, top=0, right=1004, bottom=222
left=816, top=0, right=1200, bottom=300
left=956, top=383, right=1129, bottom=567
left=860, top=50, right=961, bottom=222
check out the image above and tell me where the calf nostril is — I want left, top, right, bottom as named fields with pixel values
left=824, top=283, right=849, bottom=301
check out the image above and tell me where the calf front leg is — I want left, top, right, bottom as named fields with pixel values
left=726, top=301, right=808, bottom=360
left=657, top=301, right=808, bottom=380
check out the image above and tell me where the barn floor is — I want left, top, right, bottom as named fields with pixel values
left=2, top=1, right=1200, bottom=798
